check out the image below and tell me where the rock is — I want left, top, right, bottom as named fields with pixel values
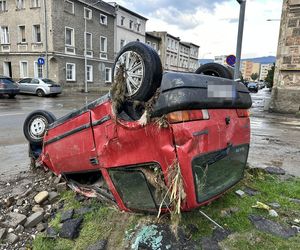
left=24, top=211, right=44, bottom=228
left=6, top=233, right=19, bottom=244
left=53, top=176, right=61, bottom=184
left=201, top=237, right=220, bottom=250
left=269, top=209, right=279, bottom=217
left=32, top=205, right=44, bottom=213
left=56, top=182, right=67, bottom=193
left=0, top=212, right=27, bottom=228
left=75, top=207, right=93, bottom=215
left=8, top=228, right=14, bottom=233
left=289, top=198, right=300, bottom=204
left=34, top=191, right=49, bottom=204
left=36, top=223, right=47, bottom=232
left=87, top=239, right=108, bottom=250
left=59, top=217, right=83, bottom=239
left=60, top=209, right=74, bottom=223
left=45, top=227, right=57, bottom=238
left=243, top=187, right=260, bottom=196
left=48, top=192, right=59, bottom=203
left=235, top=190, right=245, bottom=198
left=0, top=228, right=7, bottom=240
left=265, top=167, right=286, bottom=175
left=4, top=197, right=15, bottom=207
left=14, top=225, right=24, bottom=234
left=249, top=215, right=297, bottom=238
left=268, top=202, right=281, bottom=209
left=16, top=199, right=24, bottom=206
left=212, top=228, right=232, bottom=242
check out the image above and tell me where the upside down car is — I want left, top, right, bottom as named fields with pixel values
left=23, top=42, right=252, bottom=213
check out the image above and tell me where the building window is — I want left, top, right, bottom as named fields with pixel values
left=0, top=26, right=9, bottom=44
left=129, top=20, right=133, bottom=29
left=16, top=0, right=25, bottom=9
left=19, top=26, right=26, bottom=43
left=33, top=25, right=41, bottom=43
left=64, top=0, right=74, bottom=14
left=84, top=7, right=92, bottom=20
left=86, top=32, right=92, bottom=50
left=105, top=67, right=112, bottom=82
left=120, top=39, right=125, bottom=49
left=100, top=14, right=107, bottom=25
left=137, top=23, right=141, bottom=32
left=120, top=16, right=125, bottom=26
left=152, top=43, right=157, bottom=50
left=31, top=0, right=40, bottom=7
left=20, top=61, right=28, bottom=78
left=86, top=65, right=93, bottom=82
left=66, top=63, right=75, bottom=81
left=0, top=1, right=7, bottom=11
left=34, top=61, right=43, bottom=78
left=65, top=27, right=74, bottom=46
left=100, top=36, right=107, bottom=52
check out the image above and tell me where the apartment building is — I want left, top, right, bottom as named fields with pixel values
left=110, top=2, right=147, bottom=55
left=0, top=0, right=115, bottom=89
left=145, top=32, right=161, bottom=54
left=259, top=63, right=273, bottom=81
left=214, top=55, right=227, bottom=65
left=241, top=61, right=260, bottom=81
left=146, top=31, right=199, bottom=72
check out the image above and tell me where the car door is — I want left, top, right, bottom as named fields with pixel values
left=28, top=79, right=40, bottom=94
left=18, top=78, right=32, bottom=93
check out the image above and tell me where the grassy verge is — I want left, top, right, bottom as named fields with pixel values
left=33, top=169, right=300, bottom=249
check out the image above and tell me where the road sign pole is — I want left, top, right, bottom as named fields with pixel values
left=234, top=0, right=246, bottom=80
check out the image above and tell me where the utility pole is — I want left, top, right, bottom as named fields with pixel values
left=44, top=0, right=49, bottom=78
left=234, top=0, right=246, bottom=80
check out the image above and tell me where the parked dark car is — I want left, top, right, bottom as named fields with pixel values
left=0, top=75, right=20, bottom=98
left=23, top=42, right=252, bottom=213
left=247, top=82, right=258, bottom=93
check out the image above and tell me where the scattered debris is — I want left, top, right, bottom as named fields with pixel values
left=243, top=187, right=260, bottom=196
left=24, top=211, right=44, bottom=228
left=268, top=202, right=281, bottom=209
left=252, top=201, right=270, bottom=210
left=0, top=212, right=27, bottom=228
left=86, top=239, right=108, bottom=250
left=289, top=198, right=300, bottom=204
left=269, top=209, right=279, bottom=217
left=60, top=209, right=74, bottom=223
left=34, top=191, right=49, bottom=204
left=6, top=233, right=19, bottom=244
left=0, top=228, right=7, bottom=240
left=265, top=167, right=286, bottom=175
left=59, top=217, right=83, bottom=239
left=45, top=227, right=57, bottom=238
left=235, top=190, right=245, bottom=198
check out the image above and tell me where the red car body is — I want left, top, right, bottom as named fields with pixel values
left=30, top=72, right=252, bottom=213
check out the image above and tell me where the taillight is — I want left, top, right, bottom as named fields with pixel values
left=0, top=83, right=4, bottom=89
left=166, top=110, right=209, bottom=123
left=236, top=109, right=250, bottom=117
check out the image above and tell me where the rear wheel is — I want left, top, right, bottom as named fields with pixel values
left=195, top=63, right=233, bottom=79
left=36, top=89, right=45, bottom=97
left=23, top=110, right=56, bottom=145
left=8, top=94, right=16, bottom=99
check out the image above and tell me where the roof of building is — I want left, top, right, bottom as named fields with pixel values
left=145, top=32, right=162, bottom=41
left=108, top=2, right=148, bottom=20
left=78, top=0, right=115, bottom=16
left=181, top=41, right=200, bottom=48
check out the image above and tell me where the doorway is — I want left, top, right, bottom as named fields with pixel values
left=3, top=62, right=12, bottom=77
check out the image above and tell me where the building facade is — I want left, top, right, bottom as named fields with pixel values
left=145, top=32, right=161, bottom=54
left=214, top=55, right=227, bottom=65
left=270, top=0, right=300, bottom=113
left=0, top=0, right=115, bottom=90
left=110, top=3, right=147, bottom=55
left=241, top=61, right=260, bottom=81
left=146, top=31, right=199, bottom=72
left=259, top=63, right=273, bottom=81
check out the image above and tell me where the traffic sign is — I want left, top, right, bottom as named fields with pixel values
left=37, top=57, right=45, bottom=66
left=226, top=55, right=236, bottom=66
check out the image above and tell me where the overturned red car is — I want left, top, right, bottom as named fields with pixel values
left=23, top=42, right=252, bottom=213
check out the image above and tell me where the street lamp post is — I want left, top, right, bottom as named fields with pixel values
left=234, top=0, right=247, bottom=80
left=84, top=0, right=101, bottom=93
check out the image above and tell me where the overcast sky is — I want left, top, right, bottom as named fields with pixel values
left=106, top=0, right=282, bottom=59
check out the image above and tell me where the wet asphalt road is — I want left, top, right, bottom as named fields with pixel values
left=0, top=89, right=299, bottom=180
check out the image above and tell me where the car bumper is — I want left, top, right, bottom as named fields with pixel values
left=0, top=88, right=20, bottom=95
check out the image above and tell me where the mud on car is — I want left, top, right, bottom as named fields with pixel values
left=23, top=42, right=252, bottom=213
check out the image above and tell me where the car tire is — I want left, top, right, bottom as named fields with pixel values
left=195, top=63, right=233, bottom=79
left=8, top=94, right=16, bottom=99
left=113, top=41, right=162, bottom=102
left=36, top=89, right=45, bottom=97
left=23, top=110, right=56, bottom=145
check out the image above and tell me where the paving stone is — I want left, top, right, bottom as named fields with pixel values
left=0, top=228, right=7, bottom=240
left=34, top=191, right=49, bottom=204
left=59, top=218, right=83, bottom=239
left=48, top=192, right=59, bottom=203
left=0, top=212, right=27, bottom=228
left=56, top=182, right=67, bottom=193
left=24, top=211, right=44, bottom=228
left=60, top=209, right=74, bottom=223
left=249, top=215, right=297, bottom=238
left=87, top=239, right=108, bottom=250
left=6, top=233, right=19, bottom=244
left=265, top=167, right=286, bottom=175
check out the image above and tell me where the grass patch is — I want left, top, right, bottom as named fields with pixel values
left=33, top=170, right=300, bottom=249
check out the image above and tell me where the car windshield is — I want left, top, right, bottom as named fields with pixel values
left=0, top=78, right=14, bottom=84
left=42, top=79, right=55, bottom=84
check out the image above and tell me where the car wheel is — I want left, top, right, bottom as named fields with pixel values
left=195, top=63, right=233, bottom=79
left=8, top=94, right=16, bottom=99
left=23, top=110, right=56, bottom=145
left=36, top=89, right=45, bottom=97
left=113, top=41, right=162, bottom=102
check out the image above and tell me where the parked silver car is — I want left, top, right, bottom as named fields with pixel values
left=18, top=78, right=62, bottom=97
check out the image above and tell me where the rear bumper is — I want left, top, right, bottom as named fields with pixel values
left=0, top=88, right=20, bottom=95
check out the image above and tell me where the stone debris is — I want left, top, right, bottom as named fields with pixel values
left=59, top=217, right=83, bottom=239
left=48, top=192, right=59, bottom=203
left=235, top=190, right=245, bottom=198
left=265, top=167, right=286, bottom=175
left=32, top=205, right=44, bottom=213
left=56, top=182, right=67, bottom=193
left=60, top=209, right=74, bottom=223
left=243, top=187, right=260, bottom=196
left=86, top=239, right=108, bottom=250
left=6, top=233, right=19, bottom=244
left=0, top=228, right=7, bottom=240
left=0, top=212, right=27, bottom=228
left=289, top=198, right=300, bottom=204
left=24, top=211, right=44, bottom=228
left=268, top=202, right=281, bottom=208
left=14, top=225, right=24, bottom=234
left=36, top=223, right=47, bottom=232
left=269, top=209, right=279, bottom=217
left=249, top=215, right=297, bottom=238
left=45, top=227, right=57, bottom=238
left=34, top=191, right=49, bottom=204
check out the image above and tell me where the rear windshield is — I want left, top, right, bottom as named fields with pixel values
left=42, top=79, right=55, bottom=84
left=0, top=78, right=14, bottom=84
